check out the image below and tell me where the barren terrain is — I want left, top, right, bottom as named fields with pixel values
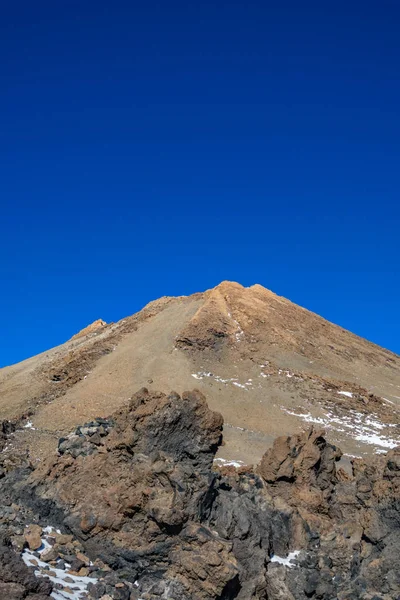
left=1, top=281, right=399, bottom=467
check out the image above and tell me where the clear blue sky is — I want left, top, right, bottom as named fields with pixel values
left=1, top=1, right=399, bottom=367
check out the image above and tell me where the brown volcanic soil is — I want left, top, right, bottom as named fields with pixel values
left=0, top=281, right=399, bottom=466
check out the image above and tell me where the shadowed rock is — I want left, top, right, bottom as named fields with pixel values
left=1, top=389, right=399, bottom=599
left=0, top=534, right=52, bottom=599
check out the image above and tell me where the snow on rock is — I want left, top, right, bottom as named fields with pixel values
left=21, top=526, right=97, bottom=600
left=280, top=407, right=399, bottom=454
left=43, top=525, right=61, bottom=535
left=226, top=311, right=244, bottom=342
left=191, top=372, right=252, bottom=391
left=232, top=382, right=248, bottom=390
left=281, top=409, right=327, bottom=426
left=270, top=550, right=300, bottom=568
left=354, top=432, right=398, bottom=449
left=191, top=372, right=213, bottom=380
left=214, top=458, right=244, bottom=468
left=338, top=391, right=353, bottom=398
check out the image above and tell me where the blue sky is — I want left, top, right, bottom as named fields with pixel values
left=1, top=1, right=399, bottom=366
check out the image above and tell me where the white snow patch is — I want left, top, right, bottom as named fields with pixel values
left=215, top=458, right=244, bottom=468
left=192, top=371, right=253, bottom=391
left=270, top=550, right=300, bottom=568
left=354, top=432, right=398, bottom=449
left=191, top=372, right=213, bottom=380
left=232, top=382, right=248, bottom=390
left=43, top=526, right=61, bottom=535
left=280, top=407, right=400, bottom=454
left=21, top=527, right=97, bottom=600
left=365, top=417, right=385, bottom=430
left=24, top=421, right=35, bottom=430
left=338, top=391, right=353, bottom=398
left=281, top=409, right=326, bottom=426
left=228, top=313, right=244, bottom=342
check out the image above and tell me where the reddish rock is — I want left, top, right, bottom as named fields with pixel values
left=24, top=525, right=42, bottom=551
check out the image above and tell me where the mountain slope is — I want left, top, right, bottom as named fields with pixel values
left=0, top=281, right=399, bottom=466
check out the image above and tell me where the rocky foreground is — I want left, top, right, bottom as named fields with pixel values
left=0, top=388, right=399, bottom=600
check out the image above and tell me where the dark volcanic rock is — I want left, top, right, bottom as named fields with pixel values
left=57, top=416, right=115, bottom=458
left=2, top=389, right=400, bottom=600
left=28, top=389, right=233, bottom=599
left=0, top=534, right=52, bottom=599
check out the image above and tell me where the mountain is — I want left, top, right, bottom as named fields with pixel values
left=1, top=281, right=399, bottom=469
left=1, top=281, right=400, bottom=600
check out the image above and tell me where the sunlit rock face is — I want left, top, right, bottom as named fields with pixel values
left=0, top=388, right=399, bottom=599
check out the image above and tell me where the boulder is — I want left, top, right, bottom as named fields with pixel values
left=2, top=389, right=399, bottom=600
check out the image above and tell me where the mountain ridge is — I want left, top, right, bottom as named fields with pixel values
left=0, top=281, right=399, bottom=468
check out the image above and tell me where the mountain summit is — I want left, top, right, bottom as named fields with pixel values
left=0, top=281, right=399, bottom=465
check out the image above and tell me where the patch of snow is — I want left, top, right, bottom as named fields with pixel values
left=43, top=526, right=61, bottom=535
left=214, top=376, right=230, bottom=384
left=21, top=527, right=97, bottom=600
left=228, top=313, right=244, bottom=342
left=281, top=409, right=326, bottom=426
left=24, top=421, right=35, bottom=430
left=365, top=418, right=385, bottom=430
left=191, top=372, right=213, bottom=380
left=383, top=398, right=394, bottom=405
left=270, top=550, right=300, bottom=568
left=338, top=391, right=353, bottom=398
left=215, top=458, right=244, bottom=468
left=280, top=407, right=400, bottom=454
left=354, top=432, right=398, bottom=449
left=192, top=371, right=253, bottom=391
left=232, top=382, right=248, bottom=390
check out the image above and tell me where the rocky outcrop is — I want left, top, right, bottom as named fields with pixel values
left=255, top=429, right=400, bottom=599
left=1, top=389, right=400, bottom=599
left=70, top=319, right=107, bottom=341
left=27, top=389, right=233, bottom=600
left=0, top=534, right=52, bottom=599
